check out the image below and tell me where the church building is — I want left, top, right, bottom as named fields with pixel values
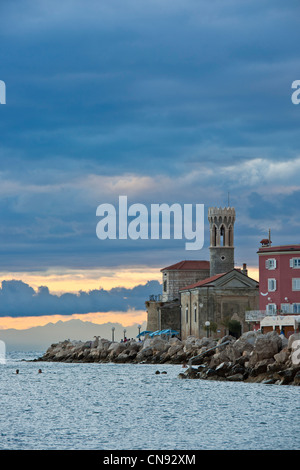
left=146, top=206, right=259, bottom=339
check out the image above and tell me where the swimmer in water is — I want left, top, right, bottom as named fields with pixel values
left=38, top=369, right=42, bottom=373
left=16, top=369, right=19, bottom=374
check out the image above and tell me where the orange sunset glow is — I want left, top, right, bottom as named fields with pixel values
left=0, top=265, right=259, bottom=331
left=0, top=310, right=147, bottom=331
left=0, top=266, right=162, bottom=295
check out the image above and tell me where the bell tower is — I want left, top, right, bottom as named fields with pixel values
left=208, top=207, right=236, bottom=277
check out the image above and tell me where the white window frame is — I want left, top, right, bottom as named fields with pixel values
left=268, top=278, right=277, bottom=292
left=290, top=258, right=300, bottom=268
left=293, top=303, right=300, bottom=314
left=292, top=278, right=300, bottom=291
left=267, top=303, right=277, bottom=314
left=281, top=303, right=291, bottom=313
left=266, top=258, right=277, bottom=270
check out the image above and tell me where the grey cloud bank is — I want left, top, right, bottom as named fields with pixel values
left=0, top=279, right=161, bottom=317
left=0, top=0, right=299, bottom=274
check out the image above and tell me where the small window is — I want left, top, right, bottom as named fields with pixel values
left=290, top=258, right=300, bottom=268
left=267, top=303, right=277, bottom=314
left=194, top=305, right=197, bottom=323
left=281, top=303, right=290, bottom=313
left=292, top=278, right=300, bottom=291
left=293, top=303, right=300, bottom=313
left=266, top=258, right=276, bottom=270
left=268, top=278, right=276, bottom=292
left=163, top=280, right=167, bottom=292
left=186, top=307, right=189, bottom=323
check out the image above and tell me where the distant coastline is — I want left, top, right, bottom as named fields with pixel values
left=0, top=318, right=147, bottom=352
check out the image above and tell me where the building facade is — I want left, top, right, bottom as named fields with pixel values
left=161, top=260, right=210, bottom=302
left=146, top=205, right=259, bottom=339
left=246, top=242, right=300, bottom=337
left=180, top=269, right=259, bottom=340
left=146, top=260, right=210, bottom=333
left=178, top=206, right=258, bottom=340
left=258, top=244, right=300, bottom=315
left=208, top=206, right=235, bottom=277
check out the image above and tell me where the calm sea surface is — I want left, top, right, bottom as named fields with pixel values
left=0, top=351, right=299, bottom=450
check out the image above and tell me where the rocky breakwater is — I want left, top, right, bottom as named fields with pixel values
left=36, top=331, right=300, bottom=385
left=179, top=331, right=300, bottom=386
left=37, top=335, right=196, bottom=365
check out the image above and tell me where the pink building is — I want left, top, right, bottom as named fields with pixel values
left=258, top=243, right=300, bottom=315
left=245, top=241, right=300, bottom=336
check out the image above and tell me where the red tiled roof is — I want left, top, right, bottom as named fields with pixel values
left=160, top=260, right=210, bottom=272
left=258, top=244, right=300, bottom=253
left=179, top=272, right=227, bottom=291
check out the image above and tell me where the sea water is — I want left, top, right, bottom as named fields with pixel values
left=0, top=351, right=299, bottom=450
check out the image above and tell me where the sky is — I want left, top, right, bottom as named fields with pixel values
left=0, top=1, right=299, bottom=329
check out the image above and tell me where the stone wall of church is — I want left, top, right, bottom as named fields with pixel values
left=180, top=287, right=259, bottom=340
left=209, top=247, right=235, bottom=277
left=146, top=300, right=181, bottom=333
left=160, top=302, right=181, bottom=333
left=162, top=269, right=210, bottom=302
left=146, top=301, right=160, bottom=332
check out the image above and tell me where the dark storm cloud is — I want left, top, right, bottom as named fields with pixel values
left=0, top=0, right=299, bottom=272
left=0, top=279, right=161, bottom=317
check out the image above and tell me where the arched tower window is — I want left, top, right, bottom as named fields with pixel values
left=212, top=224, right=217, bottom=247
left=228, top=225, right=233, bottom=247
left=220, top=224, right=226, bottom=247
left=208, top=206, right=236, bottom=277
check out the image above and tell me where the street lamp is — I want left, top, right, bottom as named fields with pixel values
left=205, top=321, right=210, bottom=338
left=198, top=303, right=203, bottom=338
left=111, top=327, right=115, bottom=342
left=138, top=324, right=141, bottom=338
left=123, top=329, right=127, bottom=341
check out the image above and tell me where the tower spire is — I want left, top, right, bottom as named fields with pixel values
left=208, top=206, right=236, bottom=277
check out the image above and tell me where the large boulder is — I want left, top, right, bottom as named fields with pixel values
left=248, top=331, right=282, bottom=367
left=89, top=349, right=101, bottom=361
left=288, top=333, right=300, bottom=366
left=274, top=347, right=290, bottom=365
left=97, top=339, right=112, bottom=350
left=168, top=344, right=183, bottom=357
left=151, top=337, right=170, bottom=353
left=249, top=358, right=274, bottom=377
left=288, top=332, right=300, bottom=349
left=169, top=337, right=182, bottom=346
left=107, top=342, right=127, bottom=358
left=217, top=335, right=236, bottom=348
left=209, top=343, right=240, bottom=368
left=233, top=331, right=257, bottom=355
left=215, top=361, right=233, bottom=377
left=135, top=347, right=153, bottom=362
left=293, top=370, right=300, bottom=385
left=126, top=341, right=142, bottom=353
left=273, top=367, right=299, bottom=385
left=183, top=336, right=198, bottom=352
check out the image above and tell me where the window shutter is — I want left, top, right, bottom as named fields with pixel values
left=274, top=259, right=277, bottom=269
left=290, top=258, right=294, bottom=268
left=265, top=260, right=269, bottom=269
